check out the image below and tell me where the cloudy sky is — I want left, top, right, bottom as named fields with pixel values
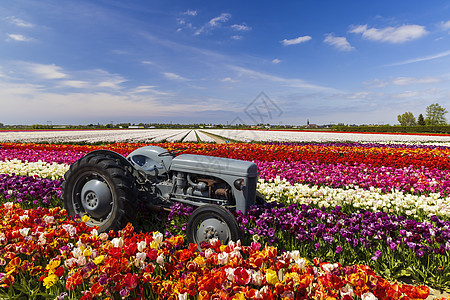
left=2, top=0, right=450, bottom=125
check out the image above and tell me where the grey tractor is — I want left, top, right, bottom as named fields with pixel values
left=62, top=146, right=264, bottom=246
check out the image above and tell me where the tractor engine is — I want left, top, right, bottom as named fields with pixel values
left=172, top=172, right=232, bottom=203
left=166, top=153, right=258, bottom=213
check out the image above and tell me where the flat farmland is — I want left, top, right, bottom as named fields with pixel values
left=2, top=128, right=450, bottom=144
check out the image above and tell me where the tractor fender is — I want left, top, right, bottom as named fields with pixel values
left=83, top=150, right=133, bottom=169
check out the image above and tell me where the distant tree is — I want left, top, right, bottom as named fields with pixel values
left=425, top=103, right=448, bottom=125
left=0, top=123, right=3, bottom=128
left=417, top=113, right=426, bottom=126
left=397, top=112, right=416, bottom=126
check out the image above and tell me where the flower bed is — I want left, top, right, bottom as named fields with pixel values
left=257, top=178, right=450, bottom=220
left=0, top=173, right=62, bottom=208
left=0, top=203, right=437, bottom=299
left=236, top=202, right=450, bottom=288
left=1, top=141, right=450, bottom=297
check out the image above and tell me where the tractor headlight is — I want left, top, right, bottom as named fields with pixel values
left=234, top=178, right=245, bottom=190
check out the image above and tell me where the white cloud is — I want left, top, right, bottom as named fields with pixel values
left=272, top=58, right=281, bottom=64
left=221, top=77, right=238, bottom=83
left=163, top=72, right=187, bottom=81
left=231, top=24, right=251, bottom=31
left=11, top=62, right=127, bottom=91
left=324, top=34, right=354, bottom=51
left=60, top=80, right=89, bottom=88
left=97, top=81, right=123, bottom=89
left=364, top=76, right=442, bottom=88
left=131, top=85, right=172, bottom=95
left=131, top=85, right=156, bottom=93
left=0, top=85, right=212, bottom=123
left=346, top=91, right=371, bottom=99
left=439, top=20, right=450, bottom=31
left=349, top=24, right=427, bottom=43
left=363, top=78, right=388, bottom=88
left=183, top=9, right=197, bottom=16
left=231, top=35, right=243, bottom=40
left=392, top=76, right=442, bottom=85
left=209, top=13, right=231, bottom=26
left=6, top=33, right=32, bottom=42
left=177, top=10, right=197, bottom=32
left=383, top=50, right=450, bottom=66
left=6, top=16, right=34, bottom=28
left=230, top=65, right=339, bottom=92
left=281, top=36, right=312, bottom=46
left=0, top=82, right=43, bottom=96
left=195, top=13, right=231, bottom=35
left=76, top=69, right=127, bottom=90
left=27, top=63, right=67, bottom=79
left=392, top=91, right=420, bottom=98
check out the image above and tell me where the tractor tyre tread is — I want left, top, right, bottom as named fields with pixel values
left=62, top=154, right=138, bottom=232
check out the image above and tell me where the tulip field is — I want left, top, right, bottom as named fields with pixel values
left=1, top=129, right=450, bottom=299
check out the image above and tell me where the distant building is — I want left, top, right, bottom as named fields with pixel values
left=306, top=119, right=318, bottom=129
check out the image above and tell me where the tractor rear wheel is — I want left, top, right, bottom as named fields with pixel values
left=186, top=204, right=241, bottom=248
left=256, top=191, right=266, bottom=205
left=62, top=154, right=137, bottom=233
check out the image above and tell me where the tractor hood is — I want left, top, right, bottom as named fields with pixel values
left=170, top=154, right=258, bottom=178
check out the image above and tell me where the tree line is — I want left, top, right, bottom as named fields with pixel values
left=397, top=103, right=447, bottom=126
left=334, top=103, right=450, bottom=134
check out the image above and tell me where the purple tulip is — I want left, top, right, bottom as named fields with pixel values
left=371, top=250, right=382, bottom=260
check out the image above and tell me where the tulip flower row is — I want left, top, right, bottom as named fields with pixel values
left=4, top=141, right=450, bottom=170
left=0, top=144, right=87, bottom=164
left=0, top=173, right=62, bottom=208
left=0, top=129, right=199, bottom=144
left=0, top=202, right=438, bottom=300
left=203, top=128, right=450, bottom=144
left=0, top=159, right=69, bottom=180
left=256, top=159, right=450, bottom=197
left=257, top=177, right=450, bottom=221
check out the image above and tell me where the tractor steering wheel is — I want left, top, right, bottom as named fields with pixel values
left=158, top=148, right=187, bottom=157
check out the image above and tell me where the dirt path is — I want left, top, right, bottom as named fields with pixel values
left=199, top=131, right=227, bottom=144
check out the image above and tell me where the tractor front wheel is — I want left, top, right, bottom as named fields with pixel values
left=186, top=204, right=241, bottom=248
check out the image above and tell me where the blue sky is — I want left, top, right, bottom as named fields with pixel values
left=2, top=0, right=450, bottom=125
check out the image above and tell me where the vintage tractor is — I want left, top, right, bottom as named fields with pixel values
left=62, top=146, right=264, bottom=246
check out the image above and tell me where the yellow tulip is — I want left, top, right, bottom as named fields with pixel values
left=46, top=258, right=60, bottom=271
left=83, top=246, right=93, bottom=257
left=43, top=274, right=58, bottom=289
left=93, top=255, right=104, bottom=265
left=265, top=269, right=279, bottom=285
